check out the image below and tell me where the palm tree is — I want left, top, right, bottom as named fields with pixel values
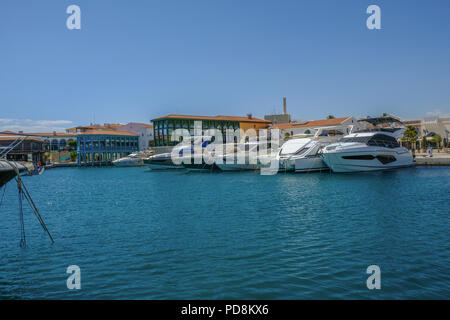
left=401, top=125, right=418, bottom=153
left=431, top=134, right=442, bottom=149
left=284, top=132, right=291, bottom=140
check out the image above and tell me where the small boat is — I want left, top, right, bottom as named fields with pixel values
left=320, top=117, right=414, bottom=172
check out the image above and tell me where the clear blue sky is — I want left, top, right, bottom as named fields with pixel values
left=1, top=0, right=449, bottom=131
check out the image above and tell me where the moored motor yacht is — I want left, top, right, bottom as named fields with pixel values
left=214, top=141, right=263, bottom=172
left=320, top=117, right=414, bottom=172
left=146, top=136, right=213, bottom=170
left=144, top=152, right=184, bottom=170
left=260, top=126, right=348, bottom=174
left=112, top=152, right=147, bottom=167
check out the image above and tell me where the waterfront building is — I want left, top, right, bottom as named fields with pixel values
left=77, top=130, right=139, bottom=166
left=271, top=116, right=361, bottom=142
left=402, top=116, right=450, bottom=149
left=0, top=133, right=46, bottom=162
left=115, top=122, right=154, bottom=151
left=27, top=132, right=77, bottom=151
left=151, top=114, right=271, bottom=147
left=67, top=122, right=154, bottom=151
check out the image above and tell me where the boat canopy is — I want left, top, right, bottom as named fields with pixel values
left=358, top=117, right=403, bottom=126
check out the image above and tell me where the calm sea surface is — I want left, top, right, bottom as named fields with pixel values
left=0, top=166, right=449, bottom=299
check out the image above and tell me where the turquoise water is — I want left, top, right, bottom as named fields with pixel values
left=0, top=167, right=449, bottom=299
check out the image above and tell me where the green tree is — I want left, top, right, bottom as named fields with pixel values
left=422, top=136, right=427, bottom=150
left=431, top=134, right=442, bottom=148
left=67, top=140, right=77, bottom=150
left=382, top=113, right=388, bottom=117
left=284, top=132, right=291, bottom=140
left=327, top=115, right=335, bottom=119
left=401, top=125, right=418, bottom=151
left=70, top=151, right=78, bottom=162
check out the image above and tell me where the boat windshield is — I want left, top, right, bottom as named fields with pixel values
left=340, top=134, right=400, bottom=148
left=339, top=136, right=372, bottom=144
left=280, top=139, right=311, bottom=156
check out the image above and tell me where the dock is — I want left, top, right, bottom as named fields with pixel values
left=414, top=152, right=450, bottom=166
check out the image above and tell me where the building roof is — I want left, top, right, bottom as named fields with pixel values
left=66, top=124, right=124, bottom=131
left=27, top=132, right=77, bottom=137
left=77, top=130, right=138, bottom=136
left=128, top=122, right=154, bottom=128
left=271, top=117, right=352, bottom=129
left=0, top=135, right=44, bottom=142
left=151, top=114, right=271, bottom=123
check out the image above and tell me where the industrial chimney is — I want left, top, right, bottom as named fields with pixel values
left=283, top=97, right=287, bottom=115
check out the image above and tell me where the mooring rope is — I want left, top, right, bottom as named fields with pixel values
left=0, top=183, right=6, bottom=208
left=5, top=160, right=54, bottom=245
left=18, top=182, right=26, bottom=248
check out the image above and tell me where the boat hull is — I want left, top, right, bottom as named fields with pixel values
left=295, top=157, right=329, bottom=173
left=321, top=149, right=414, bottom=173
left=144, top=155, right=183, bottom=170
left=0, top=161, right=27, bottom=187
left=0, top=170, right=17, bottom=187
left=112, top=158, right=144, bottom=167
left=182, top=162, right=221, bottom=172
left=216, top=163, right=259, bottom=171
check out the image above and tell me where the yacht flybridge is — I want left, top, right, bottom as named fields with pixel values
left=320, top=117, right=414, bottom=172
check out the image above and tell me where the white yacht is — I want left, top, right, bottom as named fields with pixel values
left=320, top=117, right=414, bottom=172
left=146, top=136, right=213, bottom=170
left=144, top=152, right=183, bottom=170
left=112, top=153, right=145, bottom=167
left=260, top=126, right=348, bottom=174
left=214, top=141, right=262, bottom=172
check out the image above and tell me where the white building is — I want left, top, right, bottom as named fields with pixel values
left=271, top=116, right=363, bottom=142
left=27, top=131, right=77, bottom=151
left=116, top=122, right=154, bottom=151
left=402, top=116, right=450, bottom=147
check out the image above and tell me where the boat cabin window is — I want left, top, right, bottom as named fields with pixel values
left=367, top=134, right=400, bottom=148
left=340, top=134, right=399, bottom=148
left=319, top=129, right=344, bottom=137
left=339, top=136, right=372, bottom=144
